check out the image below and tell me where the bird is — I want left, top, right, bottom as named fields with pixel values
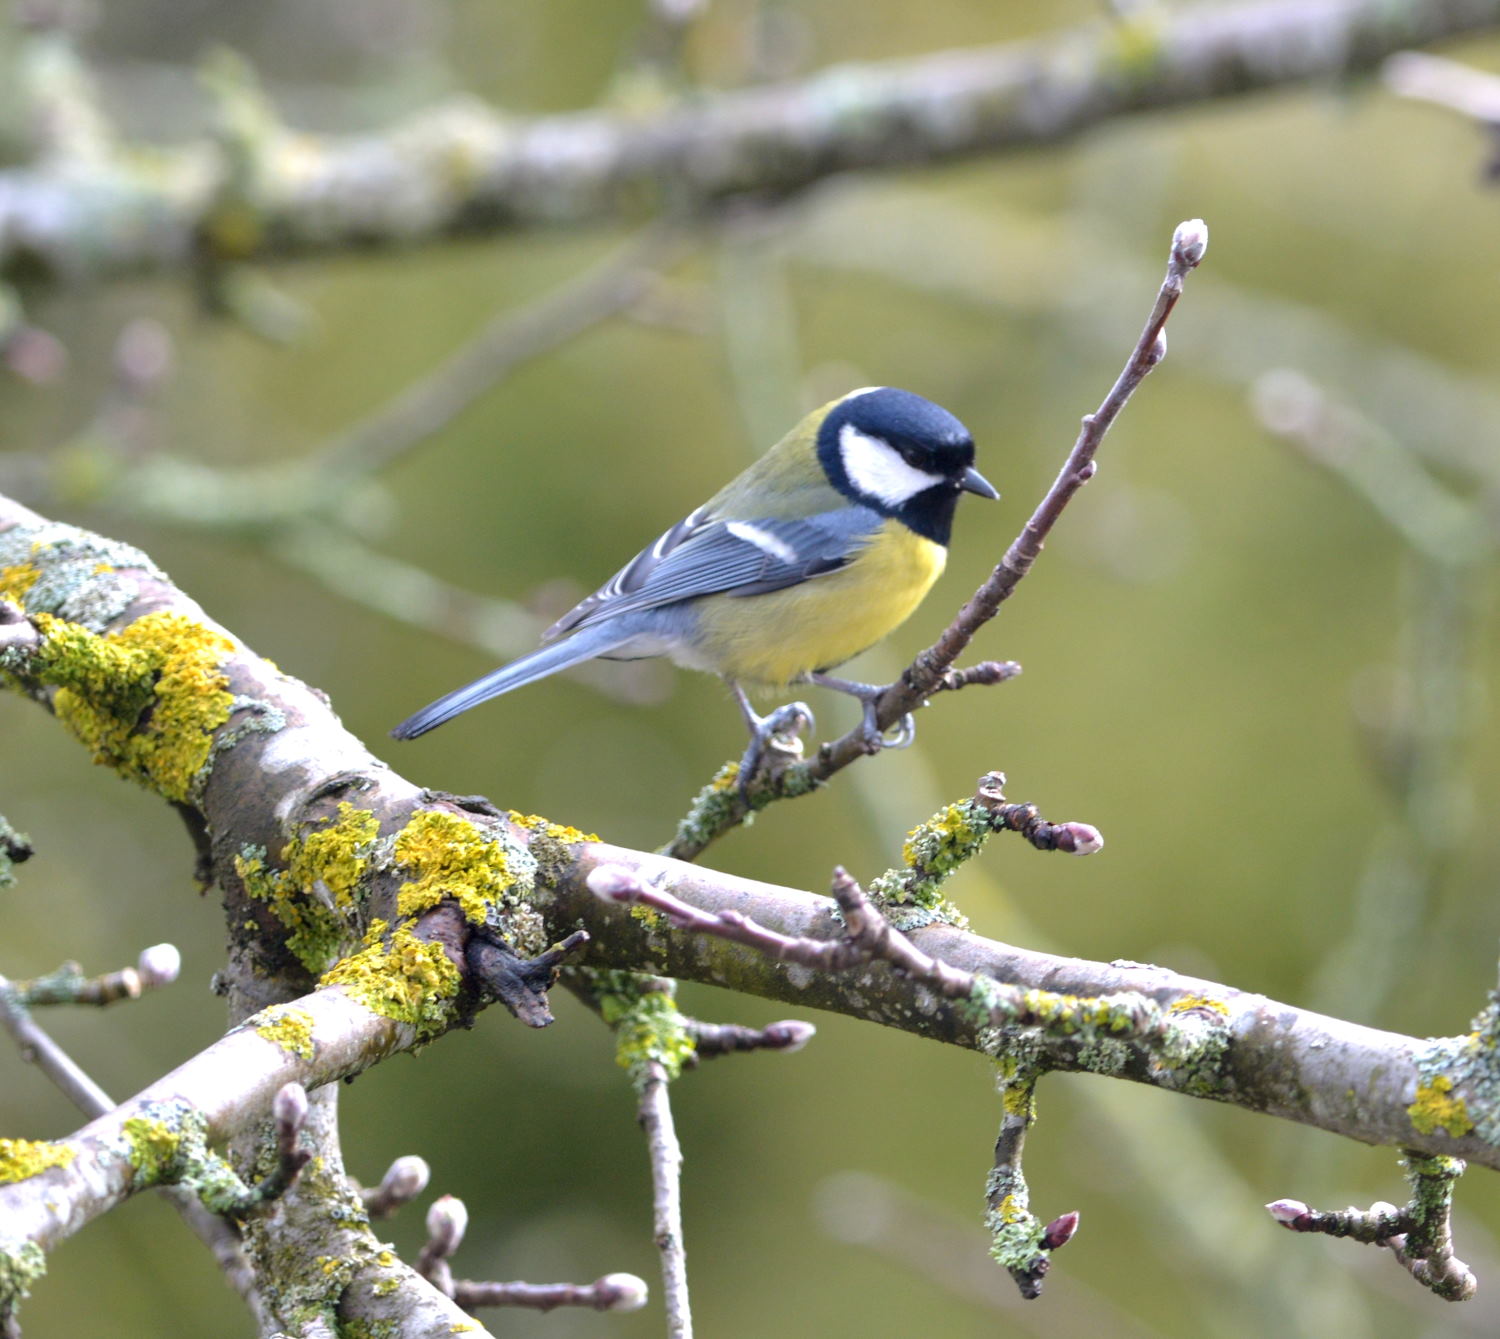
left=390, top=386, right=998, bottom=792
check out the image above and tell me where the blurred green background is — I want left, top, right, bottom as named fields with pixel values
left=4, top=2, right=1500, bottom=1336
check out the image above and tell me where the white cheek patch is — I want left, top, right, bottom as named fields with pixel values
left=726, top=521, right=798, bottom=564
left=839, top=422, right=945, bottom=507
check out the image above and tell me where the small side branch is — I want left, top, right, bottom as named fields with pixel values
left=639, top=1058, right=692, bottom=1339
left=453, top=1274, right=649, bottom=1313
left=986, top=1068, right=1081, bottom=1299
left=684, top=1017, right=816, bottom=1064
left=1268, top=1151, right=1476, bottom=1301
left=415, top=1192, right=649, bottom=1315
left=587, top=865, right=1225, bottom=1066
left=15, top=943, right=181, bottom=1007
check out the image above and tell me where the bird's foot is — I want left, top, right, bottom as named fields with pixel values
left=809, top=673, right=917, bottom=755
left=857, top=703, right=916, bottom=755
left=737, top=700, right=816, bottom=801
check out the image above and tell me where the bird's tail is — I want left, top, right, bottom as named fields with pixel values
left=390, top=624, right=636, bottom=740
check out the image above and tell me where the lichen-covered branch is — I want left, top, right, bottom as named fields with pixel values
left=2, top=1, right=1498, bottom=284
left=5, top=488, right=1500, bottom=1324
left=1268, top=1151, right=1478, bottom=1301
left=558, top=840, right=1500, bottom=1172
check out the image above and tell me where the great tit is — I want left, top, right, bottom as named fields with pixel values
left=391, top=386, right=998, bottom=786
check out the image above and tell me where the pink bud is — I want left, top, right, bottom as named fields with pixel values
left=382, top=1155, right=430, bottom=1200
left=1056, top=823, right=1104, bottom=856
left=1265, top=1198, right=1310, bottom=1229
left=1042, top=1210, right=1080, bottom=1250
left=1173, top=218, right=1209, bottom=267
left=272, top=1082, right=308, bottom=1130
left=426, top=1194, right=468, bottom=1252
left=766, top=1020, right=816, bottom=1052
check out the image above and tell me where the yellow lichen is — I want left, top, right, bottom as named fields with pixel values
left=253, top=1005, right=316, bottom=1060
left=995, top=1192, right=1027, bottom=1224
left=122, top=1116, right=180, bottom=1186
left=393, top=809, right=519, bottom=925
left=508, top=812, right=599, bottom=845
left=319, top=918, right=463, bottom=1038
left=1169, top=994, right=1231, bottom=1017
left=25, top=610, right=236, bottom=803
left=0, top=562, right=40, bottom=604
left=236, top=802, right=381, bottom=973
left=0, top=1137, right=75, bottom=1183
left=629, top=903, right=666, bottom=932
left=1408, top=1075, right=1474, bottom=1138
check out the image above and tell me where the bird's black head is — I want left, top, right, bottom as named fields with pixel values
left=815, top=387, right=997, bottom=545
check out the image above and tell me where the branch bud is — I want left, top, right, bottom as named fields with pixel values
left=1041, top=1210, right=1080, bottom=1250
left=1054, top=823, right=1104, bottom=856
left=1265, top=1198, right=1311, bottom=1229
left=763, top=1020, right=816, bottom=1052
left=1172, top=218, right=1209, bottom=267
left=272, top=1081, right=308, bottom=1132
left=382, top=1155, right=430, bottom=1201
left=426, top=1194, right=469, bottom=1255
left=595, top=1272, right=650, bottom=1312
left=136, top=942, right=182, bottom=989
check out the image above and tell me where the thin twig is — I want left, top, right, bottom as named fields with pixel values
left=0, top=976, right=115, bottom=1113
left=453, top=1273, right=649, bottom=1313
left=827, top=219, right=1208, bottom=770
left=1268, top=1151, right=1477, bottom=1301
left=313, top=221, right=692, bottom=481
left=638, top=1057, right=692, bottom=1339
left=684, top=1017, right=815, bottom=1063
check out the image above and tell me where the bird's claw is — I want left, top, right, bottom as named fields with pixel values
left=737, top=700, right=815, bottom=800
left=857, top=703, right=916, bottom=755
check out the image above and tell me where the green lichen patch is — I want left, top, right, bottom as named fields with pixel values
left=0, top=1136, right=75, bottom=1183
left=122, top=1115, right=182, bottom=1187
left=984, top=1172, right=1044, bottom=1274
left=319, top=918, right=464, bottom=1040
left=394, top=809, right=524, bottom=925
left=0, top=1239, right=46, bottom=1314
left=119, top=1102, right=264, bottom=1212
left=253, top=1005, right=317, bottom=1060
left=1408, top=1074, right=1474, bottom=1138
left=18, top=609, right=236, bottom=804
left=236, top=802, right=382, bottom=973
left=0, top=523, right=164, bottom=631
left=596, top=972, right=696, bottom=1085
left=865, top=798, right=986, bottom=927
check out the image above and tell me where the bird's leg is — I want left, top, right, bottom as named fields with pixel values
left=729, top=682, right=815, bottom=798
left=808, top=672, right=916, bottom=755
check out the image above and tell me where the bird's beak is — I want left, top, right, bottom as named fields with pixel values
left=960, top=466, right=999, bottom=500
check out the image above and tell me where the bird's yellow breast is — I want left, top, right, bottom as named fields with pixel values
left=691, top=521, right=947, bottom=688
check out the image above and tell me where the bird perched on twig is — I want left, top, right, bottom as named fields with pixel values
left=391, top=386, right=997, bottom=793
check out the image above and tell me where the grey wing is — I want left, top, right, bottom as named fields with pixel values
left=543, top=507, right=880, bottom=640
